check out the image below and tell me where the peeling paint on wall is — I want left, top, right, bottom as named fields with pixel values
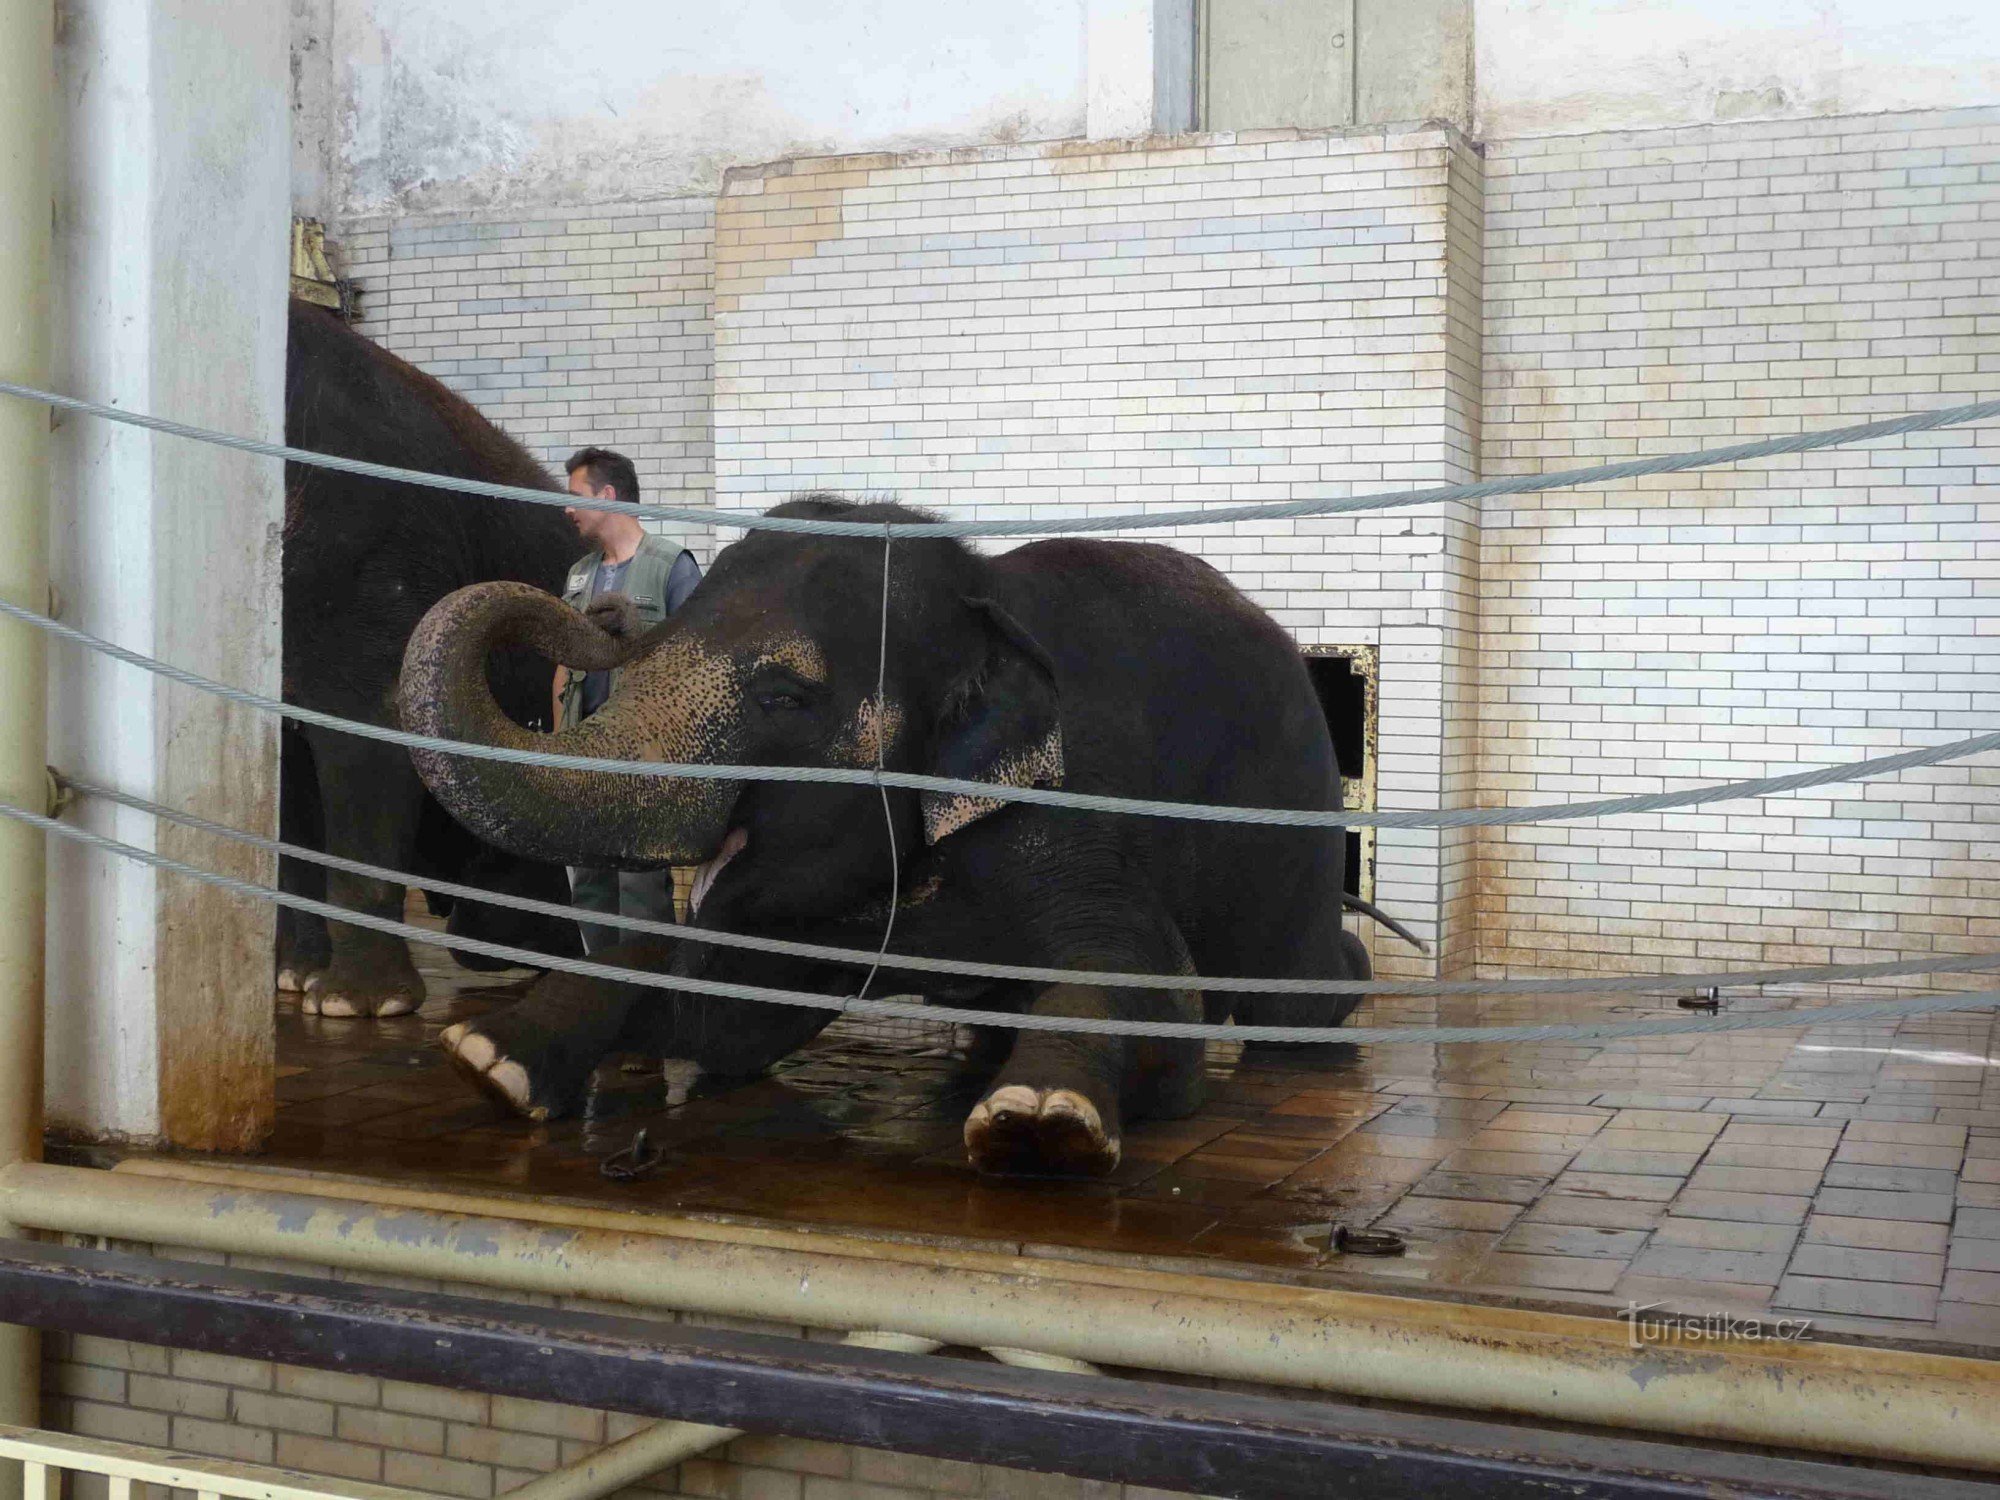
left=300, top=0, right=1089, bottom=220
left=1475, top=0, right=2000, bottom=139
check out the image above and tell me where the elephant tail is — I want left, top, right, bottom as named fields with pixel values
left=1341, top=893, right=1431, bottom=955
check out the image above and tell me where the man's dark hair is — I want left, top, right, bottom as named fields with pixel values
left=564, top=446, right=640, bottom=504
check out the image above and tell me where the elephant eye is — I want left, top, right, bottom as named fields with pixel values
left=757, top=690, right=806, bottom=713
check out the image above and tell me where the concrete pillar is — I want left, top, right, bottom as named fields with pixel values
left=46, top=0, right=290, bottom=1150
left=0, top=0, right=53, bottom=1460
left=1086, top=0, right=1196, bottom=138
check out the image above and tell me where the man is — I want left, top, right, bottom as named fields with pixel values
left=555, top=446, right=702, bottom=951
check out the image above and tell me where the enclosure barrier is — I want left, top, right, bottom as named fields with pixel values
left=0, top=382, right=1996, bottom=1041
left=9, top=799, right=2000, bottom=1046
left=7, top=1236, right=1986, bottom=1500
left=0, top=1422, right=415, bottom=1500
left=12, top=1158, right=2000, bottom=1478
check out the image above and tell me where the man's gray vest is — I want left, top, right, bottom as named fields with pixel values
left=558, top=533, right=694, bottom=727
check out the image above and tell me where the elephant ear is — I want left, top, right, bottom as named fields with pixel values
left=921, top=598, right=1064, bottom=844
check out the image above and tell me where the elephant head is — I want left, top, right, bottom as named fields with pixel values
left=397, top=498, right=1063, bottom=923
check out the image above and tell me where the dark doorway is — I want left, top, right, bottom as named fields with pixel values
left=1301, top=648, right=1375, bottom=902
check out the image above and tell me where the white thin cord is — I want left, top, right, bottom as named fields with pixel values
left=853, top=527, right=898, bottom=1005
left=10, top=796, right=1997, bottom=1045
left=1, top=378, right=1995, bottom=538
left=63, top=771, right=2000, bottom=1001
left=6, top=594, right=1994, bottom=830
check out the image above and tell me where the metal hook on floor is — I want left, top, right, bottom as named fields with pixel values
left=600, top=1127, right=665, bottom=1182
left=1332, top=1225, right=1405, bottom=1257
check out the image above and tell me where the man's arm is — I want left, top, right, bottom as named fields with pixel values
left=550, top=666, right=568, bottom=732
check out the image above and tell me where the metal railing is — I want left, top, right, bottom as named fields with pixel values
left=0, top=1422, right=425, bottom=1500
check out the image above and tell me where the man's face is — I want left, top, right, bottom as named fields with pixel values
left=564, top=469, right=617, bottom=545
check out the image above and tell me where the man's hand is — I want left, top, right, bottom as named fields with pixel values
left=584, top=591, right=641, bottom=638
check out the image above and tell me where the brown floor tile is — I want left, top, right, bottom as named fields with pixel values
left=1550, top=1171, right=1684, bottom=1202
left=1813, top=1187, right=1956, bottom=1223
left=1374, top=1197, right=1522, bottom=1233
left=1606, top=1110, right=1725, bottom=1135
left=1481, top=1108, right=1611, bottom=1135
left=1476, top=1253, right=1626, bottom=1294
left=1949, top=1239, right=2000, bottom=1273
left=1496, top=1223, right=1649, bottom=1260
left=1349, top=1120, right=1479, bottom=1150
left=1787, top=1244, right=1946, bottom=1286
left=1833, top=1139, right=1966, bottom=1171
left=1568, top=1147, right=1706, bottom=1176
left=1684, top=1165, right=1824, bottom=1198
left=1705, top=1099, right=1824, bottom=1119
left=1484, top=1090, right=1608, bottom=1107
left=1628, top=1244, right=1788, bottom=1287
left=1268, top=1091, right=1386, bottom=1119
left=1412, top=1171, right=1549, bottom=1206
left=1942, top=1270, right=2000, bottom=1307
left=1465, top=1128, right=1600, bottom=1156
left=1774, top=1277, right=1940, bottom=1321
left=1932, top=1303, right=2000, bottom=1346
left=1521, top=1195, right=1668, bottom=1231
left=1650, top=1217, right=1798, bottom=1255
left=1611, top=1275, right=1775, bottom=1318
left=1701, top=1142, right=1832, bottom=1172
left=1714, top=1122, right=1842, bottom=1149
left=1436, top=1148, right=1576, bottom=1177
left=1820, top=1162, right=1959, bottom=1195
left=1669, top=1190, right=1812, bottom=1226
left=1590, top=1094, right=1714, bottom=1111
left=1841, top=1120, right=1968, bottom=1147
left=1803, top=1214, right=1950, bottom=1256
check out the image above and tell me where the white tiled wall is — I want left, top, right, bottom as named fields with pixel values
left=337, top=198, right=718, bottom=560
left=1476, top=107, right=2000, bottom=985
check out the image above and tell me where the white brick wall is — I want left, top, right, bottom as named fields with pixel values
left=337, top=199, right=718, bottom=561
left=1477, top=106, right=2000, bottom=986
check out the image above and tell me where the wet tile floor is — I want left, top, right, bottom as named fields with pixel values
left=249, top=910, right=2000, bottom=1353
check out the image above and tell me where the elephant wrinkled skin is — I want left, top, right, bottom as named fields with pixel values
left=281, top=300, right=582, bottom=1015
left=399, top=496, right=1383, bottom=1177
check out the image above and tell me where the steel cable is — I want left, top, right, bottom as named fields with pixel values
left=13, top=798, right=1997, bottom=1046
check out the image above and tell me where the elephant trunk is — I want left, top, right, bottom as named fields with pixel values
left=397, top=581, right=743, bottom=869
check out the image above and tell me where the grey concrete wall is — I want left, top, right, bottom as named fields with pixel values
left=46, top=0, right=290, bottom=1146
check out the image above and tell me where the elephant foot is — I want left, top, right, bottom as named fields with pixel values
left=964, top=1085, right=1120, bottom=1177
left=302, top=964, right=426, bottom=1018
left=275, top=964, right=322, bottom=995
left=440, top=1022, right=551, bottom=1121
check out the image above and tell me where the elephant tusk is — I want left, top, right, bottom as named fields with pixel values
left=688, top=827, right=749, bottom=916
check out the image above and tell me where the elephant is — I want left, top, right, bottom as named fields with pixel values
left=280, top=298, right=585, bottom=1015
left=398, top=495, right=1418, bottom=1176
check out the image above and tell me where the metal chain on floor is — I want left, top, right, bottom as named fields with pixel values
left=9, top=798, right=1997, bottom=1047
